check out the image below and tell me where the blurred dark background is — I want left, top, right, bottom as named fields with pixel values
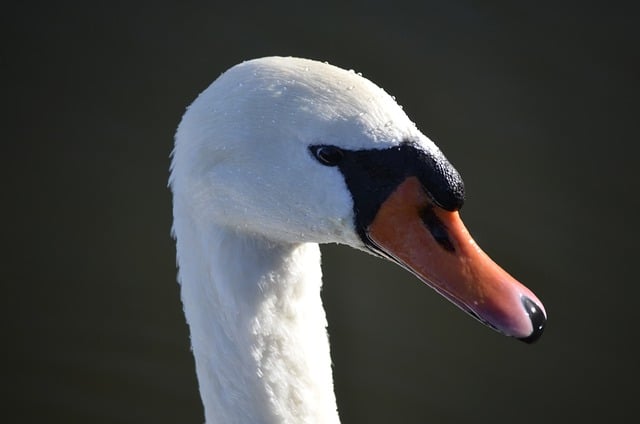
left=3, top=1, right=639, bottom=423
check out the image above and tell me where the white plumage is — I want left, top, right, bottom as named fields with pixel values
left=170, top=56, right=545, bottom=423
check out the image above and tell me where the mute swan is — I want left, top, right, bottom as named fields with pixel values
left=170, top=56, right=546, bottom=423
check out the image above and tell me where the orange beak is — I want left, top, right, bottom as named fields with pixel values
left=367, top=177, right=546, bottom=341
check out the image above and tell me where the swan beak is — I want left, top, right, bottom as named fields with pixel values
left=366, top=177, right=546, bottom=342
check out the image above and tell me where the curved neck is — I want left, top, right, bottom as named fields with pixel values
left=174, top=216, right=340, bottom=423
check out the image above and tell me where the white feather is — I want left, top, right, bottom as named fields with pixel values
left=170, top=56, right=443, bottom=423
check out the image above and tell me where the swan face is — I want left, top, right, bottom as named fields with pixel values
left=172, top=56, right=546, bottom=342
left=172, top=57, right=437, bottom=245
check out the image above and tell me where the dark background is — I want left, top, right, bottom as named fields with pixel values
left=4, top=1, right=639, bottom=423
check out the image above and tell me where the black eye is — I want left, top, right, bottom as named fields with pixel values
left=309, top=145, right=344, bottom=167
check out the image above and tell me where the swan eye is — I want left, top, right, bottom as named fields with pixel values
left=310, top=145, right=344, bottom=167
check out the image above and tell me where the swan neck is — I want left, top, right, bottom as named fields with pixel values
left=175, top=221, right=339, bottom=423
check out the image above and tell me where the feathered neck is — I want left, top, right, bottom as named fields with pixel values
left=174, top=212, right=340, bottom=423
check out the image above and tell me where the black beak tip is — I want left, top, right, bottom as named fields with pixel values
left=518, top=296, right=546, bottom=344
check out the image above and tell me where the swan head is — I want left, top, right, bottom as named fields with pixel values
left=171, top=56, right=546, bottom=342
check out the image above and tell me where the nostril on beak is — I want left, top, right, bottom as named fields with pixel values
left=518, top=296, right=546, bottom=344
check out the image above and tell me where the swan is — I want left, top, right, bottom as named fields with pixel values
left=170, top=56, right=546, bottom=423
